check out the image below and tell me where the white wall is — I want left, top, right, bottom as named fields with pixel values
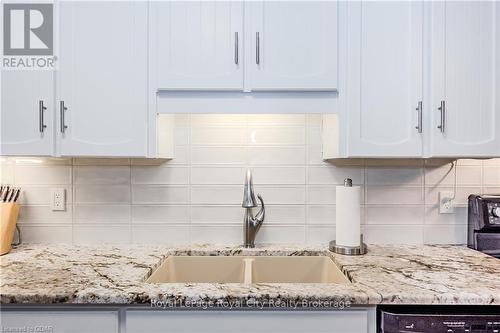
left=1, top=114, right=499, bottom=245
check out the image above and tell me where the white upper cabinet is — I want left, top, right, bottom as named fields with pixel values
left=57, top=1, right=148, bottom=157
left=345, top=1, right=424, bottom=157
left=246, top=1, right=338, bottom=91
left=152, top=1, right=244, bottom=90
left=1, top=71, right=54, bottom=156
left=429, top=1, right=500, bottom=157
left=152, top=1, right=338, bottom=92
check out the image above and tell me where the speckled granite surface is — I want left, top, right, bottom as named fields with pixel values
left=1, top=244, right=499, bottom=307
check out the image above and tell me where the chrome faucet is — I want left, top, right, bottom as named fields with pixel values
left=242, top=169, right=265, bottom=248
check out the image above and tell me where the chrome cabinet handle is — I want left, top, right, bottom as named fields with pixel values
left=39, top=100, right=47, bottom=133
left=415, top=101, right=423, bottom=133
left=256, top=32, right=260, bottom=65
left=437, top=100, right=446, bottom=133
left=234, top=32, right=239, bottom=65
left=60, top=101, right=68, bottom=133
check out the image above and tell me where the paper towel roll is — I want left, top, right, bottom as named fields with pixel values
left=336, top=184, right=361, bottom=247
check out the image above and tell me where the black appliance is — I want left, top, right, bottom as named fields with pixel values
left=468, top=194, right=500, bottom=259
left=379, top=306, right=500, bottom=333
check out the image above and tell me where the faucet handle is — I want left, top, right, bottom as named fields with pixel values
left=254, top=194, right=265, bottom=222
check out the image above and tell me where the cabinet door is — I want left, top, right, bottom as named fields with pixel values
left=57, top=1, right=148, bottom=157
left=346, top=1, right=424, bottom=157
left=1, top=71, right=54, bottom=156
left=126, top=310, right=371, bottom=333
left=247, top=1, right=338, bottom=91
left=429, top=1, right=500, bottom=157
left=153, top=1, right=243, bottom=90
left=1, top=311, right=118, bottom=333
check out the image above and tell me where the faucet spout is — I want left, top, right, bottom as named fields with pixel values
left=242, top=169, right=257, bottom=208
left=242, top=170, right=265, bottom=248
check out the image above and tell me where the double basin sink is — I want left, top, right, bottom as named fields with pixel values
left=147, top=256, right=350, bottom=284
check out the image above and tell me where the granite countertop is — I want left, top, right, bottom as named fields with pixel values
left=1, top=244, right=499, bottom=308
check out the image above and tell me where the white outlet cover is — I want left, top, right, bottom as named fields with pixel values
left=439, top=191, right=455, bottom=214
left=51, top=188, right=66, bottom=211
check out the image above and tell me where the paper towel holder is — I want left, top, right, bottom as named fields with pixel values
left=329, top=234, right=367, bottom=255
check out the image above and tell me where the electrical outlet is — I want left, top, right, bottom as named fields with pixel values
left=439, top=191, right=455, bottom=214
left=51, top=188, right=66, bottom=211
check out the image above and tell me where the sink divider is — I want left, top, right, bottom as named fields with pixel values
left=242, top=258, right=254, bottom=284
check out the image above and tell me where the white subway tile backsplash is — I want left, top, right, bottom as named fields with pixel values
left=265, top=205, right=305, bottom=224
left=131, top=205, right=189, bottom=223
left=75, top=185, right=130, bottom=204
left=307, top=186, right=337, bottom=205
left=306, top=225, right=335, bottom=244
left=191, top=186, right=241, bottom=205
left=132, top=186, right=189, bottom=204
left=190, top=225, right=241, bottom=244
left=131, top=166, right=189, bottom=185
left=131, top=225, right=190, bottom=244
left=190, top=114, right=247, bottom=127
left=74, top=166, right=130, bottom=185
left=173, top=114, right=190, bottom=127
left=247, top=114, right=305, bottom=126
left=424, top=206, right=468, bottom=225
left=366, top=186, right=424, bottom=205
left=191, top=147, right=247, bottom=165
left=483, top=158, right=500, bottom=166
left=169, top=145, right=190, bottom=165
left=307, top=166, right=364, bottom=185
left=252, top=167, right=305, bottom=185
left=248, top=127, right=305, bottom=145
left=306, top=114, right=322, bottom=127
left=425, top=165, right=482, bottom=186
left=456, top=159, right=483, bottom=166
left=0, top=164, right=14, bottom=183
left=18, top=205, right=72, bottom=223
left=306, top=127, right=322, bottom=145
left=365, top=206, right=424, bottom=225
left=367, top=168, right=423, bottom=186
left=423, top=225, right=467, bottom=244
left=17, top=186, right=72, bottom=205
left=364, top=225, right=424, bottom=244
left=257, top=226, right=306, bottom=244
left=484, top=187, right=500, bottom=195
left=174, top=126, right=190, bottom=145
left=74, top=205, right=131, bottom=222
left=256, top=186, right=305, bottom=205
left=4, top=115, right=499, bottom=246
left=483, top=167, right=500, bottom=185
left=15, top=166, right=71, bottom=185
left=191, top=167, right=246, bottom=185
left=18, top=225, right=72, bottom=243
left=191, top=205, right=241, bottom=223
left=73, top=225, right=130, bottom=244
left=248, top=147, right=306, bottom=165
left=308, top=185, right=364, bottom=204
left=424, top=187, right=481, bottom=206
left=307, top=145, right=325, bottom=165
left=306, top=206, right=336, bottom=224
left=191, top=127, right=247, bottom=145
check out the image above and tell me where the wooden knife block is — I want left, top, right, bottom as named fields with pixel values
left=0, top=202, right=20, bottom=255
